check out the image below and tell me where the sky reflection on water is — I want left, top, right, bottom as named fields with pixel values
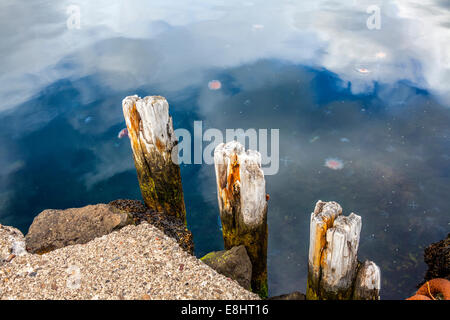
left=0, top=0, right=449, bottom=299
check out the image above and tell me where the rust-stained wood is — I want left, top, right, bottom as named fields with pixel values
left=307, top=200, right=380, bottom=300
left=122, top=95, right=186, bottom=223
left=214, top=141, right=268, bottom=297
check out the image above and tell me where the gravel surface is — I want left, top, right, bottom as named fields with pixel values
left=0, top=223, right=259, bottom=300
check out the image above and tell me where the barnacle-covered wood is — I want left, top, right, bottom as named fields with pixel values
left=214, top=141, right=268, bottom=298
left=353, top=260, right=381, bottom=300
left=307, top=200, right=380, bottom=300
left=122, top=95, right=186, bottom=223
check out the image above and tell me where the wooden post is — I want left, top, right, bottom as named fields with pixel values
left=214, top=141, right=268, bottom=298
left=122, top=95, right=186, bottom=223
left=353, top=260, right=381, bottom=300
left=307, top=200, right=380, bottom=300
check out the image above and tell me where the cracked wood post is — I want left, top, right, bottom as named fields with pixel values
left=307, top=200, right=361, bottom=299
left=214, top=141, right=268, bottom=298
left=353, top=260, right=381, bottom=300
left=122, top=95, right=186, bottom=223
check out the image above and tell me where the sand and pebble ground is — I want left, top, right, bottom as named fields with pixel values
left=0, top=222, right=259, bottom=300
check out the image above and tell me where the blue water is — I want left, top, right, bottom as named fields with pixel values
left=1, top=1, right=449, bottom=299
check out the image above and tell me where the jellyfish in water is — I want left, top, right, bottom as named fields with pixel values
left=375, top=52, right=386, bottom=59
left=252, top=24, right=264, bottom=31
left=356, top=67, right=371, bottom=74
left=324, top=158, right=344, bottom=170
left=118, top=128, right=128, bottom=139
left=208, top=80, right=222, bottom=90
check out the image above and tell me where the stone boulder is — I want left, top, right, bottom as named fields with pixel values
left=423, top=233, right=450, bottom=283
left=25, top=204, right=133, bottom=254
left=0, top=224, right=28, bottom=264
left=201, top=245, right=252, bottom=290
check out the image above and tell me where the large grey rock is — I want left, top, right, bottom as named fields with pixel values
left=25, top=204, right=133, bottom=254
left=201, top=245, right=252, bottom=290
left=0, top=224, right=28, bottom=263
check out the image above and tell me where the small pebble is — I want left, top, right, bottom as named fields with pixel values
left=6, top=254, right=16, bottom=262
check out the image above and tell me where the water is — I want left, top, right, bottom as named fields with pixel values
left=1, top=1, right=449, bottom=299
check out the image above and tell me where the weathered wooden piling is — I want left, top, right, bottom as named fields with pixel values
left=307, top=200, right=380, bottom=300
left=214, top=141, right=268, bottom=297
left=122, top=95, right=186, bottom=223
left=353, top=260, right=381, bottom=300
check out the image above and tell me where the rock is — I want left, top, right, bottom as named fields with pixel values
left=0, top=223, right=260, bottom=300
left=267, top=291, right=306, bottom=300
left=109, top=199, right=194, bottom=255
left=423, top=233, right=450, bottom=283
left=0, top=225, right=28, bottom=263
left=109, top=199, right=147, bottom=214
left=25, top=204, right=133, bottom=254
left=201, top=245, right=252, bottom=290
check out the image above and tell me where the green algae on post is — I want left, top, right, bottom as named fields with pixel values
left=213, top=141, right=268, bottom=298
left=122, top=95, right=187, bottom=224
